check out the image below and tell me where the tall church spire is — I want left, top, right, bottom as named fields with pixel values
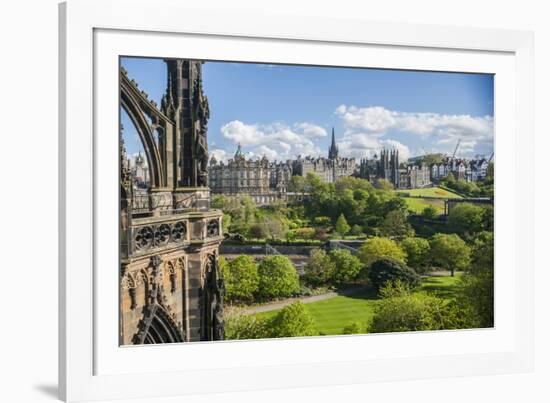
left=328, top=127, right=338, bottom=160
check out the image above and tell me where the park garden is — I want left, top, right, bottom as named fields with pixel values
left=215, top=172, right=494, bottom=340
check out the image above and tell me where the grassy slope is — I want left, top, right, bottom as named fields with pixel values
left=397, top=186, right=463, bottom=199
left=254, top=275, right=462, bottom=336
left=403, top=197, right=445, bottom=214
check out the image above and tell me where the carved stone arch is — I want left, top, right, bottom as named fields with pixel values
left=120, top=72, right=165, bottom=188
left=132, top=304, right=184, bottom=345
left=176, top=256, right=185, bottom=273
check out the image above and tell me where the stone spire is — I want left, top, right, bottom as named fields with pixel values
left=328, top=127, right=338, bottom=160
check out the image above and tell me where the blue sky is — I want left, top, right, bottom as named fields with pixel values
left=121, top=57, right=494, bottom=162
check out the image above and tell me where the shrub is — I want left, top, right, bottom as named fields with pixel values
left=224, top=314, right=271, bottom=340
left=343, top=321, right=363, bottom=335
left=294, top=227, right=316, bottom=240
left=257, top=255, right=300, bottom=299
left=248, top=223, right=268, bottom=240
left=328, top=248, right=362, bottom=285
left=303, top=249, right=335, bottom=287
left=421, top=205, right=438, bottom=220
left=367, top=258, right=421, bottom=292
left=313, top=216, right=332, bottom=227
left=270, top=302, right=316, bottom=337
left=224, top=255, right=259, bottom=302
left=314, top=227, right=329, bottom=241
left=369, top=283, right=452, bottom=333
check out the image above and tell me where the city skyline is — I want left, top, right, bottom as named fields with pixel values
left=121, top=57, right=494, bottom=163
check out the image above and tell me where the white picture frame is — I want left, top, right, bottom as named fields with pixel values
left=59, top=0, right=534, bottom=401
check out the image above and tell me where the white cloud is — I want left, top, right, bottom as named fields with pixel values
left=210, top=149, right=228, bottom=162
left=381, top=139, right=411, bottom=161
left=337, top=135, right=411, bottom=161
left=293, top=122, right=328, bottom=139
left=220, top=120, right=324, bottom=161
left=335, top=104, right=493, bottom=158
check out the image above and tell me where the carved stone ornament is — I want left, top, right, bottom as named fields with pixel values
left=171, top=221, right=187, bottom=241
left=134, top=226, right=154, bottom=250
left=206, top=219, right=219, bottom=238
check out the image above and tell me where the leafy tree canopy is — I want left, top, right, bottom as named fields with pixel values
left=257, top=255, right=300, bottom=299
left=358, top=237, right=407, bottom=269
left=223, top=255, right=259, bottom=302
left=303, top=249, right=335, bottom=287
left=270, top=301, right=317, bottom=338
left=400, top=237, right=431, bottom=272
left=430, top=233, right=471, bottom=276
left=329, top=248, right=363, bottom=285
left=380, top=209, right=415, bottom=238
left=448, top=203, right=485, bottom=236
left=366, top=258, right=421, bottom=292
left=335, top=213, right=351, bottom=237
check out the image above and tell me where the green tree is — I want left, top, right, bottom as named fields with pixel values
left=222, top=213, right=232, bottom=233
left=373, top=178, right=395, bottom=191
left=350, top=224, right=364, bottom=236
left=421, top=205, right=438, bottom=220
left=224, top=255, right=260, bottom=302
left=264, top=216, right=287, bottom=241
left=400, top=237, right=431, bottom=273
left=366, top=258, right=421, bottom=292
left=358, top=237, right=406, bottom=269
left=288, top=175, right=307, bottom=193
left=303, top=249, right=335, bottom=287
left=482, top=205, right=494, bottom=232
left=328, top=248, right=362, bottom=285
left=380, top=209, right=414, bottom=238
left=270, top=301, right=316, bottom=338
left=249, top=222, right=267, bottom=240
left=469, top=231, right=494, bottom=275
left=335, top=213, right=351, bottom=237
left=420, top=153, right=444, bottom=166
left=257, top=255, right=300, bottom=299
left=430, top=233, right=471, bottom=276
left=455, top=271, right=494, bottom=328
left=452, top=231, right=494, bottom=328
left=448, top=203, right=485, bottom=236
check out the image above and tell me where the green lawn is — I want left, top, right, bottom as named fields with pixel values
left=396, top=186, right=462, bottom=199
left=403, top=197, right=445, bottom=214
left=253, top=275, right=462, bottom=336
left=419, top=274, right=462, bottom=301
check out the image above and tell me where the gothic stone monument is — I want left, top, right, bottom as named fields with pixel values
left=119, top=59, right=224, bottom=344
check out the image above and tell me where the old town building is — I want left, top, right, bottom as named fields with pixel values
left=430, top=156, right=490, bottom=183
left=358, top=149, right=431, bottom=189
left=292, top=128, right=356, bottom=183
left=208, top=145, right=292, bottom=205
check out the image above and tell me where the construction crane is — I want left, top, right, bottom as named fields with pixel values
left=452, top=139, right=461, bottom=160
